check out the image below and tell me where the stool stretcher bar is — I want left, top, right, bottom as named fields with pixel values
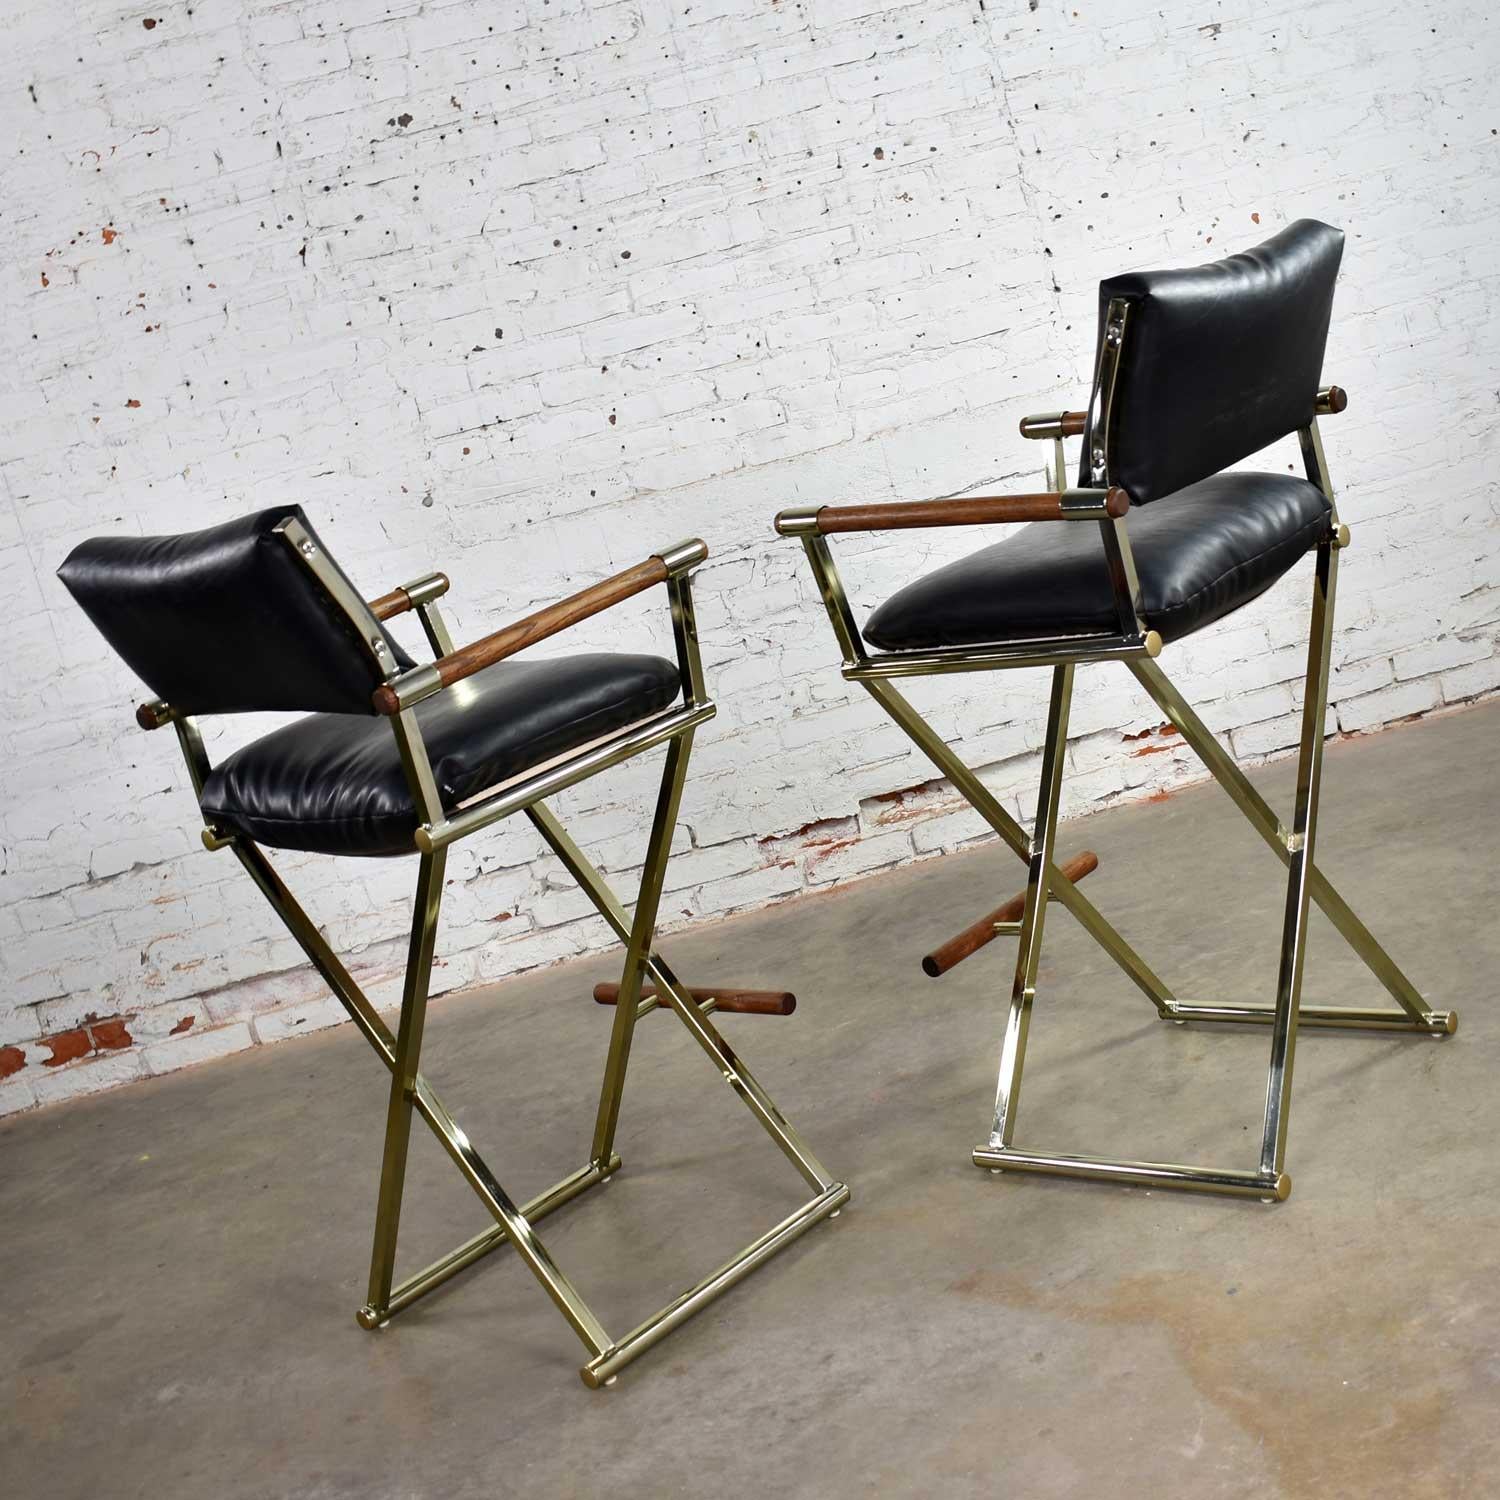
left=383, top=1155, right=622, bottom=1322
left=582, top=1182, right=850, bottom=1388
left=1163, top=1002, right=1455, bottom=1035
left=971, top=1147, right=1288, bottom=1201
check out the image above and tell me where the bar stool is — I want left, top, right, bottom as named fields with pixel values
left=59, top=508, right=847, bottom=1385
left=776, top=220, right=1454, bottom=1202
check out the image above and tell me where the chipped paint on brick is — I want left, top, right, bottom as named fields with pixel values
left=89, top=1017, right=134, bottom=1050
left=41, top=1030, right=92, bottom=1068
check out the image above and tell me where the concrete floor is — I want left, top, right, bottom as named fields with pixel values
left=5, top=701, right=1498, bottom=1499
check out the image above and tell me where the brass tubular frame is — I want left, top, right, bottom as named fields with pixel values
left=161, top=537, right=845, bottom=1387
left=416, top=701, right=716, bottom=852
left=990, top=663, right=1074, bottom=1147
left=781, top=322, right=1452, bottom=1201
left=525, top=801, right=837, bottom=1196
left=365, top=847, right=449, bottom=1318
left=845, top=632, right=1160, bottom=682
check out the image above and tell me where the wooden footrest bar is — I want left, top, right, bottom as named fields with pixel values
left=593, top=982, right=797, bottom=1016
left=922, top=850, right=1100, bottom=977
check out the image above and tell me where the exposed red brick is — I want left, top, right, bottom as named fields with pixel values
left=169, top=1014, right=195, bottom=1035
left=1122, top=722, right=1180, bottom=742
left=0, top=1045, right=25, bottom=1079
left=805, top=838, right=856, bottom=869
left=90, top=1017, right=134, bottom=1050
left=41, top=1029, right=91, bottom=1067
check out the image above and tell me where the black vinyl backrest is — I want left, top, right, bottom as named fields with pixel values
left=58, top=505, right=413, bottom=716
left=1091, top=219, right=1344, bottom=503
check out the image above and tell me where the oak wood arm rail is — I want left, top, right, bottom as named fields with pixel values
left=373, top=542, right=706, bottom=715
left=593, top=982, right=797, bottom=1017
left=369, top=571, right=451, bottom=622
left=775, top=488, right=1128, bottom=537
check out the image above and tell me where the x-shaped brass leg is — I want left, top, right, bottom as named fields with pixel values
left=855, top=542, right=1451, bottom=1200
left=228, top=726, right=846, bottom=1386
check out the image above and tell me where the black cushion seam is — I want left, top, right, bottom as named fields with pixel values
left=197, top=805, right=410, bottom=829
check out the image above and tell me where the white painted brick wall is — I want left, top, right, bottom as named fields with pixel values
left=3, top=0, right=1498, bottom=1112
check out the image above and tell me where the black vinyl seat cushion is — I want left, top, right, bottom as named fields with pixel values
left=863, top=472, right=1331, bottom=652
left=200, top=653, right=681, bottom=857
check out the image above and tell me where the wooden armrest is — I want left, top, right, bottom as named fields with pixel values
left=373, top=543, right=704, bottom=714
left=781, top=488, right=1128, bottom=537
left=1019, top=411, right=1087, bottom=440
left=369, top=571, right=451, bottom=622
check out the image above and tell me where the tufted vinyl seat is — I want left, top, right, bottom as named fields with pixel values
left=200, top=653, right=681, bottom=857
left=863, top=471, right=1331, bottom=652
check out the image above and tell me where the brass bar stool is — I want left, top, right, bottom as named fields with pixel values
left=776, top=220, right=1454, bottom=1203
left=59, top=510, right=846, bottom=1386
